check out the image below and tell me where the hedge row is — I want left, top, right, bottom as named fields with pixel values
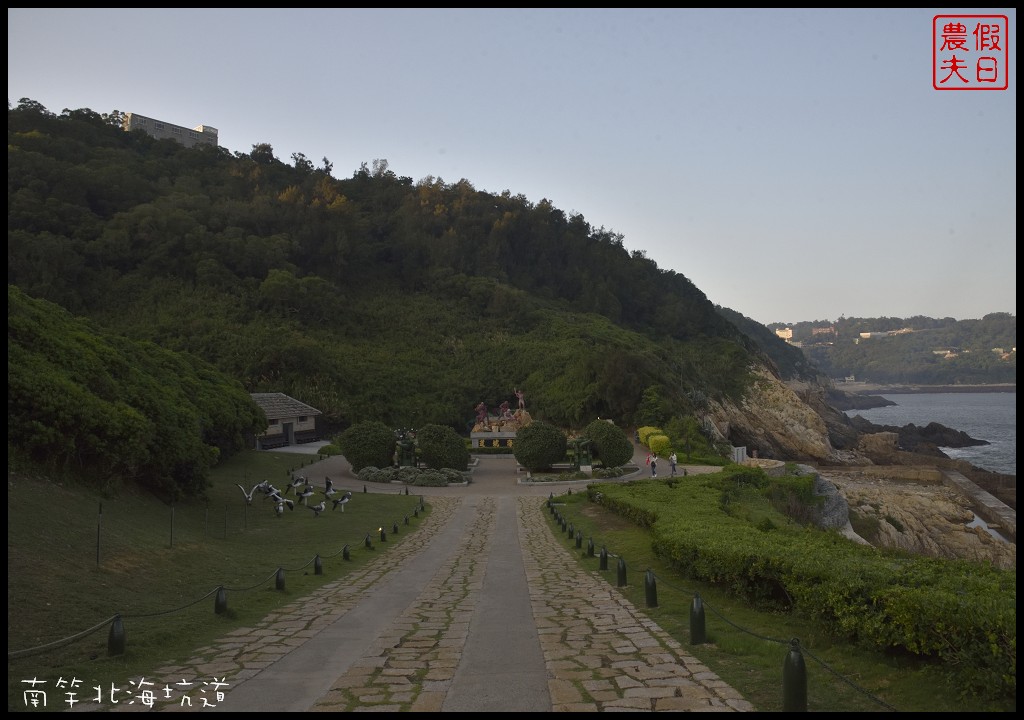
left=588, top=469, right=1015, bottom=701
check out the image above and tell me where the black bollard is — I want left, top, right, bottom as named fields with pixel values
left=404, top=515, right=410, bottom=526
left=575, top=530, right=583, bottom=549
left=343, top=544, right=351, bottom=561
left=567, top=522, right=574, bottom=537
left=314, top=554, right=323, bottom=576
left=599, top=546, right=609, bottom=571
left=380, top=527, right=387, bottom=542
left=107, top=614, right=126, bottom=656
left=275, top=567, right=285, bottom=591
left=616, top=557, right=627, bottom=587
left=363, top=484, right=367, bottom=493
left=644, top=569, right=658, bottom=607
left=587, top=537, right=595, bottom=557
left=393, top=521, right=399, bottom=535
left=404, top=486, right=409, bottom=495
left=215, top=586, right=228, bottom=615
left=690, top=593, right=707, bottom=644
left=783, top=638, right=808, bottom=712
left=364, top=534, right=372, bottom=549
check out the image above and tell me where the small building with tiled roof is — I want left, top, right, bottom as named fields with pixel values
left=250, top=393, right=322, bottom=450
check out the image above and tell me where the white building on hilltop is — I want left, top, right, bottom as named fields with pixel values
left=123, top=112, right=218, bottom=149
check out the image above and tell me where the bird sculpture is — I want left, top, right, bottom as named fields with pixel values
left=323, top=477, right=337, bottom=498
left=273, top=498, right=295, bottom=516
left=308, top=500, right=326, bottom=517
left=236, top=482, right=264, bottom=505
left=332, top=491, right=353, bottom=512
left=263, top=483, right=281, bottom=497
left=285, top=476, right=307, bottom=495
left=296, top=485, right=316, bottom=506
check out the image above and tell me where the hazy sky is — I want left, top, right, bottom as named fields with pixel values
left=8, top=8, right=1017, bottom=326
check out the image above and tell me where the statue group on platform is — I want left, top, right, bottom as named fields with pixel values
left=472, top=389, right=532, bottom=433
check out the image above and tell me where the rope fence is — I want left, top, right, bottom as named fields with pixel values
left=7, top=496, right=427, bottom=663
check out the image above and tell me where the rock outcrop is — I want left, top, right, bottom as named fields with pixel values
left=705, top=367, right=834, bottom=461
left=818, top=470, right=1015, bottom=570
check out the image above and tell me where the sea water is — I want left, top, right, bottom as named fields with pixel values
left=844, top=392, right=1016, bottom=476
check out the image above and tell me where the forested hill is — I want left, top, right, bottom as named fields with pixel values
left=8, top=99, right=790, bottom=434
left=770, top=315, right=1016, bottom=385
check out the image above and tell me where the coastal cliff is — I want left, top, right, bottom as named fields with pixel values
left=703, top=366, right=1015, bottom=516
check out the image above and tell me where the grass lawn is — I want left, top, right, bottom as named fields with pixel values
left=7, top=449, right=427, bottom=712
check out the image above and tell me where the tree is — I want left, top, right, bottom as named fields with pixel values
left=416, top=424, right=469, bottom=471
left=250, top=143, right=276, bottom=164
left=291, top=152, right=314, bottom=174
left=513, top=421, right=567, bottom=472
left=583, top=419, right=633, bottom=468
left=336, top=421, right=395, bottom=471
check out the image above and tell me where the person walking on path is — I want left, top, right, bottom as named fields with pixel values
left=669, top=452, right=678, bottom=477
left=649, top=453, right=658, bottom=478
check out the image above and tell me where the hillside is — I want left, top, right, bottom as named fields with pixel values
left=7, top=99, right=1011, bottom=484
left=9, top=100, right=761, bottom=436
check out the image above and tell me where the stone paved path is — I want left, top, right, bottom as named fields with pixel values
left=93, top=453, right=752, bottom=713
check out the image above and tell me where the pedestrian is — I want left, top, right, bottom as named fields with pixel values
left=669, top=452, right=677, bottom=477
left=650, top=453, right=658, bottom=478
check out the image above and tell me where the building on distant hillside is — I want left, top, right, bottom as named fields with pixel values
left=775, top=327, right=793, bottom=342
left=811, top=325, right=836, bottom=336
left=250, top=392, right=321, bottom=450
left=122, top=112, right=218, bottom=149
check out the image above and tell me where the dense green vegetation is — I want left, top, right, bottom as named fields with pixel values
left=8, top=98, right=765, bottom=442
left=8, top=286, right=263, bottom=499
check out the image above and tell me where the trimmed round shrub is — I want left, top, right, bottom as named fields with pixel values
left=416, top=423, right=469, bottom=471
left=336, top=421, right=395, bottom=472
left=648, top=433, right=672, bottom=456
left=584, top=419, right=634, bottom=468
left=514, top=421, right=567, bottom=472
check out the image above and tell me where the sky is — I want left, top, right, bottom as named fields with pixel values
left=8, top=8, right=1017, bottom=326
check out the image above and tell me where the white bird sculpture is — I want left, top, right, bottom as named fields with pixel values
left=236, top=482, right=264, bottom=505
left=296, top=485, right=316, bottom=506
left=332, top=491, right=353, bottom=512
left=285, top=476, right=307, bottom=495
left=308, top=500, right=326, bottom=517
left=323, top=477, right=337, bottom=498
left=274, top=498, right=295, bottom=516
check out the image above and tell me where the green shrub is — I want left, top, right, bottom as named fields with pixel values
left=593, top=475, right=1016, bottom=701
left=647, top=433, right=671, bottom=456
left=584, top=419, right=633, bottom=468
left=513, top=421, right=567, bottom=471
left=412, top=470, right=449, bottom=486
left=336, top=421, right=395, bottom=471
left=416, top=423, right=469, bottom=471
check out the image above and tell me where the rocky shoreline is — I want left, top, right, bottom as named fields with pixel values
left=834, top=382, right=1016, bottom=396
